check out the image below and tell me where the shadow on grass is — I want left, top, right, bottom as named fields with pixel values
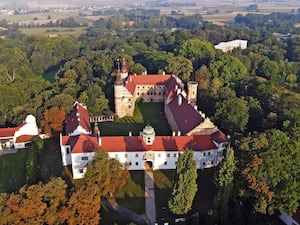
left=99, top=103, right=171, bottom=136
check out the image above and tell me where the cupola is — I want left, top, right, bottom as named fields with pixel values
left=140, top=124, right=155, bottom=145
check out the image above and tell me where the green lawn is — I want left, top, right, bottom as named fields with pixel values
left=0, top=137, right=66, bottom=193
left=101, top=170, right=146, bottom=225
left=0, top=149, right=28, bottom=193
left=153, top=169, right=217, bottom=223
left=99, top=102, right=171, bottom=136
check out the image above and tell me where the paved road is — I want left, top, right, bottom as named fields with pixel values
left=104, top=197, right=149, bottom=225
left=145, top=169, right=156, bottom=225
left=103, top=166, right=157, bottom=225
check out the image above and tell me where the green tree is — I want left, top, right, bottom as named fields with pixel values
left=165, top=56, right=193, bottom=82
left=209, top=55, right=248, bottom=87
left=214, top=97, right=249, bottom=133
left=177, top=39, right=216, bottom=69
left=168, top=149, right=197, bottom=215
left=240, top=130, right=300, bottom=215
left=214, top=148, right=236, bottom=225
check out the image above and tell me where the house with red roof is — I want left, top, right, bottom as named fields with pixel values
left=0, top=115, right=39, bottom=153
left=115, top=72, right=216, bottom=136
left=60, top=101, right=227, bottom=179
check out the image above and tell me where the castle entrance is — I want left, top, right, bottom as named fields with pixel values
left=143, top=151, right=154, bottom=170
left=144, top=161, right=153, bottom=170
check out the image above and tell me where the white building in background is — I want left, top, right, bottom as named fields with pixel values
left=0, top=115, right=39, bottom=151
left=214, top=39, right=248, bottom=53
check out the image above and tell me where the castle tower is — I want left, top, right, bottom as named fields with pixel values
left=187, top=81, right=198, bottom=106
left=140, top=124, right=155, bottom=145
left=120, top=49, right=128, bottom=80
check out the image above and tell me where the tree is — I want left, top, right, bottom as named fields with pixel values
left=84, top=84, right=109, bottom=115
left=209, top=55, right=248, bottom=88
left=0, top=178, right=67, bottom=225
left=165, top=56, right=193, bottom=82
left=59, top=184, right=101, bottom=225
left=214, top=148, right=236, bottom=225
left=40, top=106, right=66, bottom=136
left=168, top=149, right=197, bottom=215
left=240, top=129, right=300, bottom=215
left=177, top=39, right=216, bottom=70
left=214, top=97, right=249, bottom=133
left=84, top=149, right=130, bottom=197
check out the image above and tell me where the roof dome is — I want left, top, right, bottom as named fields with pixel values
left=141, top=124, right=155, bottom=145
left=25, top=115, right=36, bottom=124
left=142, top=124, right=155, bottom=136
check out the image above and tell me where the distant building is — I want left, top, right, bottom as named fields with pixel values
left=272, top=32, right=291, bottom=40
left=214, top=39, right=248, bottom=53
left=0, top=115, right=39, bottom=152
left=60, top=71, right=227, bottom=179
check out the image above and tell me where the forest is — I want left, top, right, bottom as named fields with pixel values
left=0, top=8, right=300, bottom=225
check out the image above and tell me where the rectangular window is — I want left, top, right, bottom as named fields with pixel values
left=167, top=153, right=170, bottom=157
left=136, top=162, right=139, bottom=166
left=66, top=147, right=70, bottom=154
left=81, top=156, right=88, bottom=160
left=125, top=153, right=128, bottom=158
left=174, top=153, right=177, bottom=157
left=164, top=161, right=167, bottom=165
left=129, top=162, right=132, bottom=166
left=135, top=153, right=139, bottom=158
left=208, top=152, right=211, bottom=156
left=203, top=162, right=206, bottom=166
left=79, top=169, right=84, bottom=173
left=203, top=153, right=206, bottom=156
left=158, top=153, right=161, bottom=157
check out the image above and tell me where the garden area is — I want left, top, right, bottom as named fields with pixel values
left=99, top=102, right=171, bottom=136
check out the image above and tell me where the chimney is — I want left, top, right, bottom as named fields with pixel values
left=178, top=95, right=182, bottom=106
left=178, top=131, right=181, bottom=136
left=172, top=131, right=176, bottom=136
left=194, top=105, right=198, bottom=111
left=129, top=131, right=132, bottom=136
left=163, top=71, right=165, bottom=75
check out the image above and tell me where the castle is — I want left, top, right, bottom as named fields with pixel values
left=60, top=63, right=227, bottom=179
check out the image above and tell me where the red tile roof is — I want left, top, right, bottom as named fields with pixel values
left=62, top=134, right=218, bottom=153
left=62, top=134, right=99, bottom=153
left=0, top=123, right=25, bottom=138
left=211, top=130, right=227, bottom=143
left=125, top=74, right=171, bottom=94
left=65, top=102, right=91, bottom=135
left=167, top=93, right=204, bottom=135
left=15, top=135, right=35, bottom=143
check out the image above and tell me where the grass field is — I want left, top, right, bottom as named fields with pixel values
left=0, top=149, right=28, bottom=193
left=19, top=26, right=88, bottom=38
left=101, top=170, right=146, bottom=225
left=99, top=102, right=172, bottom=136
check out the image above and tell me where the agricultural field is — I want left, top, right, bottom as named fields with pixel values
left=18, top=27, right=88, bottom=38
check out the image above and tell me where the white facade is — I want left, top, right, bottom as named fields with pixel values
left=71, top=152, right=95, bottom=179
left=14, top=115, right=39, bottom=140
left=215, top=40, right=248, bottom=53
